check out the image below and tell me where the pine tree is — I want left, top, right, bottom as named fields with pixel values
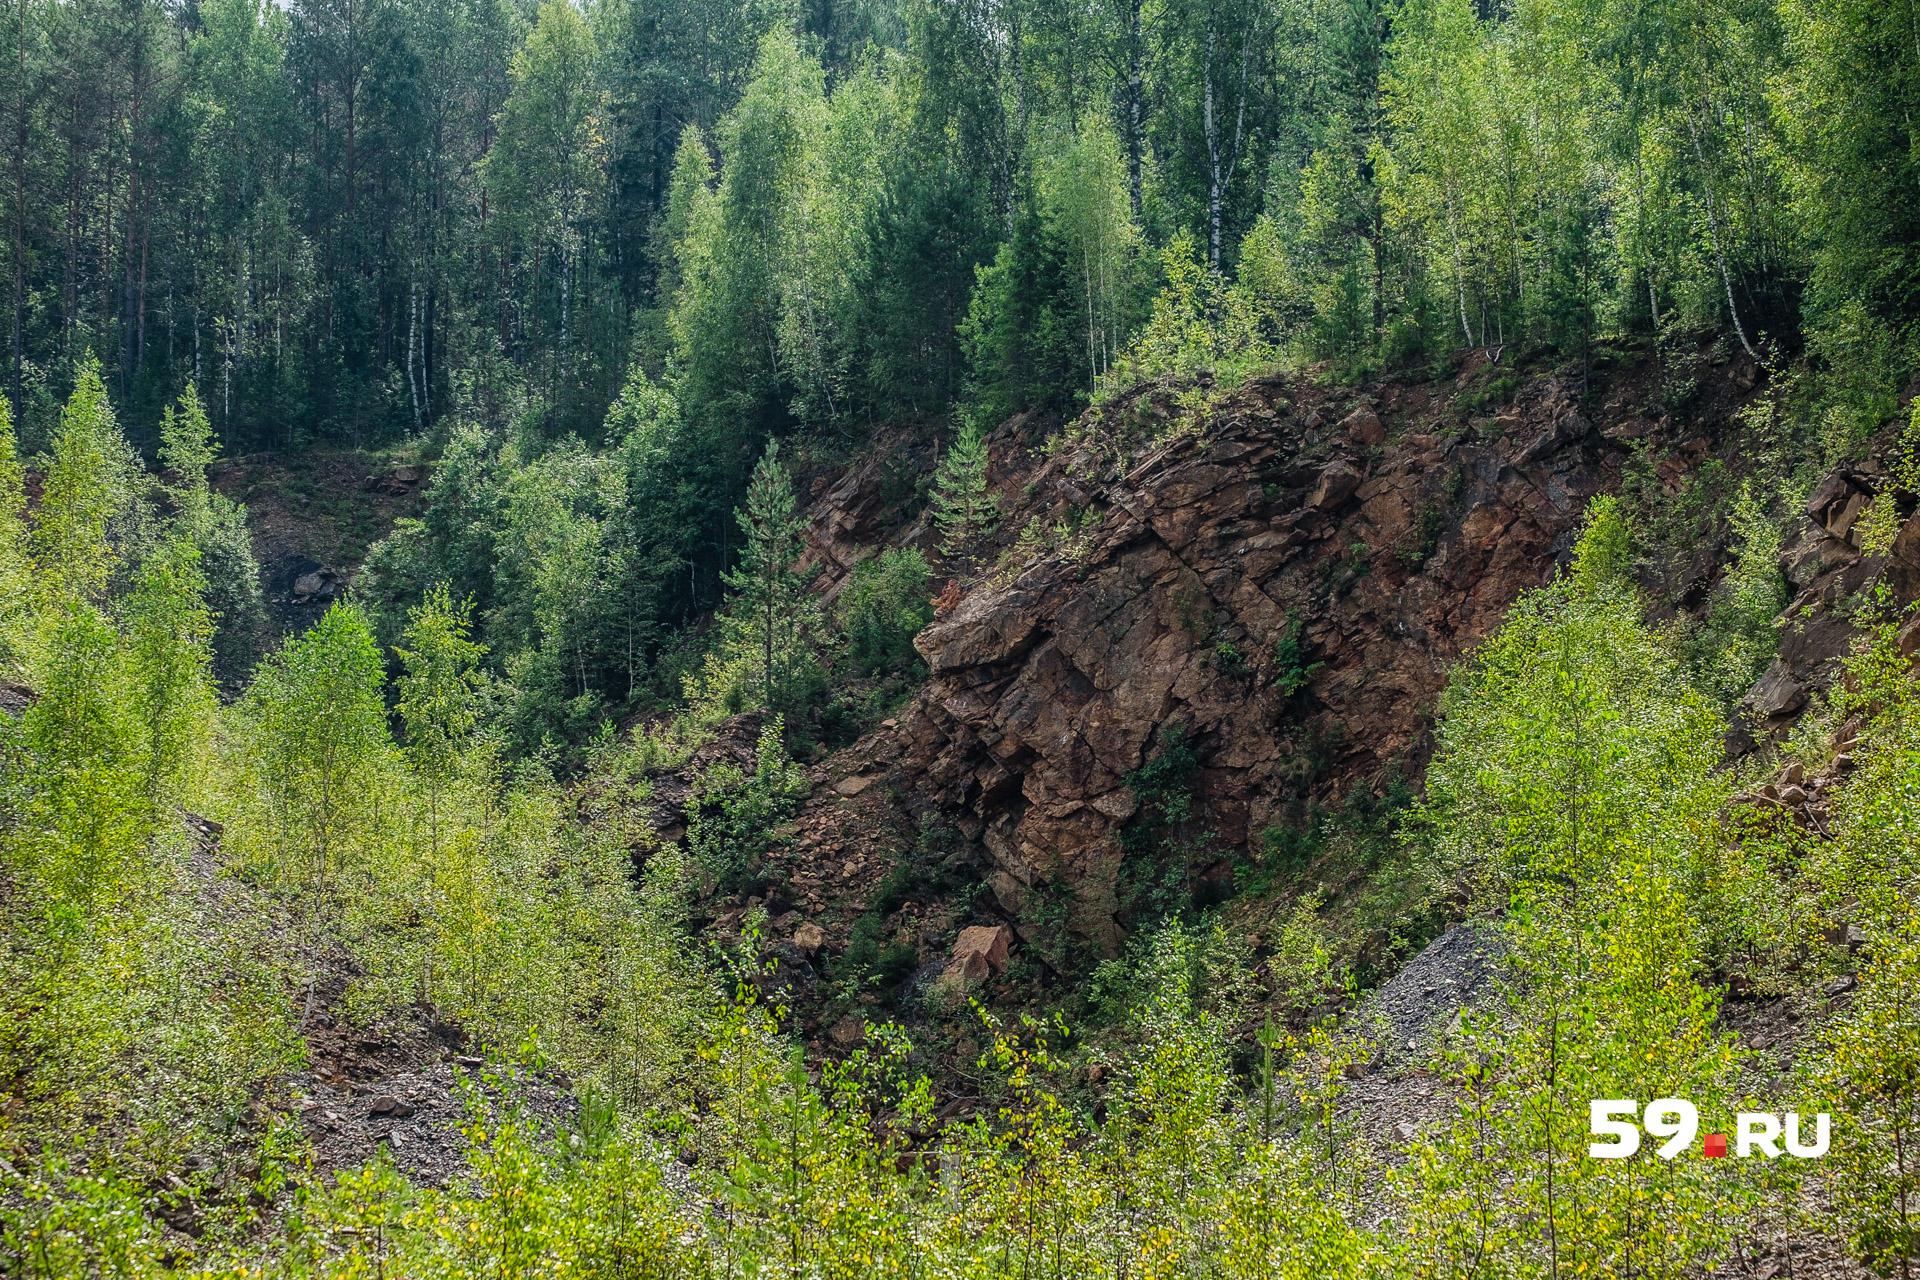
left=931, top=421, right=997, bottom=566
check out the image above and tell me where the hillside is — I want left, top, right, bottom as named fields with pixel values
left=12, top=0, right=1920, bottom=1273
left=7, top=338, right=1920, bottom=1276
left=695, top=346, right=1796, bottom=1017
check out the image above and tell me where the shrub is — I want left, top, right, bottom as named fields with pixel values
left=1272, top=610, right=1322, bottom=697
left=685, top=718, right=809, bottom=893
left=838, top=547, right=932, bottom=676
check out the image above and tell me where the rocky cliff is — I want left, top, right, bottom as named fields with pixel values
left=773, top=345, right=1800, bottom=968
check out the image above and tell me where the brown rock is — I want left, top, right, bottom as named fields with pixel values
left=1746, top=662, right=1807, bottom=722
left=945, top=923, right=1014, bottom=984
left=825, top=365, right=1731, bottom=955
left=1832, top=490, right=1870, bottom=542
left=1783, top=527, right=1857, bottom=591
left=1341, top=406, right=1386, bottom=447
left=827, top=1017, right=865, bottom=1049
left=792, top=922, right=827, bottom=955
left=1305, top=460, right=1364, bottom=511
left=1899, top=614, right=1920, bottom=659
left=1804, top=472, right=1854, bottom=531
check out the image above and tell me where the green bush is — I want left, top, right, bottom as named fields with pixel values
left=684, top=718, right=809, bottom=894
left=1272, top=610, right=1323, bottom=697
left=838, top=547, right=932, bottom=676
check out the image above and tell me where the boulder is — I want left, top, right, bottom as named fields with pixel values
left=292, top=565, right=343, bottom=602
left=944, top=923, right=1014, bottom=984
left=1341, top=406, right=1386, bottom=447
left=1305, top=460, right=1365, bottom=512
left=1746, top=661, right=1807, bottom=722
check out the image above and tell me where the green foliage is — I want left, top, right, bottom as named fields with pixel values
left=30, top=362, right=147, bottom=610
left=0, top=398, right=33, bottom=673
left=1116, top=724, right=1217, bottom=928
left=958, top=209, right=1081, bottom=430
left=484, top=0, right=610, bottom=408
left=1859, top=399, right=1920, bottom=557
left=837, top=546, right=931, bottom=676
left=838, top=910, right=919, bottom=993
left=123, top=539, right=218, bottom=811
left=1418, top=497, right=1728, bottom=910
left=930, top=421, right=998, bottom=568
left=1807, top=301, right=1908, bottom=464
left=158, top=386, right=266, bottom=686
left=1691, top=487, right=1787, bottom=707
left=229, top=602, right=396, bottom=912
left=15, top=5, right=1920, bottom=1274
left=684, top=717, right=809, bottom=894
left=1817, top=922, right=1920, bottom=1274
left=185, top=493, right=268, bottom=688
left=1101, top=230, right=1270, bottom=398
left=687, top=440, right=824, bottom=723
left=397, top=585, right=488, bottom=786
left=358, top=390, right=717, bottom=747
left=1034, top=116, right=1142, bottom=389
left=1399, top=495, right=1765, bottom=1278
left=1, top=465, right=297, bottom=1212
left=1778, top=0, right=1920, bottom=344
left=1271, top=609, right=1322, bottom=697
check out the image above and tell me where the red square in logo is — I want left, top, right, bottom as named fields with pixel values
left=1703, top=1133, right=1728, bottom=1158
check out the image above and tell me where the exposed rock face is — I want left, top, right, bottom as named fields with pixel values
left=1737, top=449, right=1920, bottom=747
left=795, top=428, right=945, bottom=604
left=751, top=352, right=1917, bottom=980
left=882, top=366, right=1706, bottom=947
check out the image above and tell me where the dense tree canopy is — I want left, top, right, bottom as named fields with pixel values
left=5, top=0, right=1912, bottom=458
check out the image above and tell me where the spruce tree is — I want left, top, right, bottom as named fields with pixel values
left=932, top=421, right=997, bottom=566
left=718, top=439, right=819, bottom=719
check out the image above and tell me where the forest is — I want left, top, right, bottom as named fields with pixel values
left=5, top=0, right=1920, bottom=1274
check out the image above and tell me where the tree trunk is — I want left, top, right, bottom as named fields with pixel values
left=1370, top=196, right=1385, bottom=343
left=1689, top=118, right=1759, bottom=362
left=1203, top=26, right=1222, bottom=270
left=1124, top=0, right=1144, bottom=219
left=9, top=0, right=24, bottom=425
left=406, top=268, right=420, bottom=430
